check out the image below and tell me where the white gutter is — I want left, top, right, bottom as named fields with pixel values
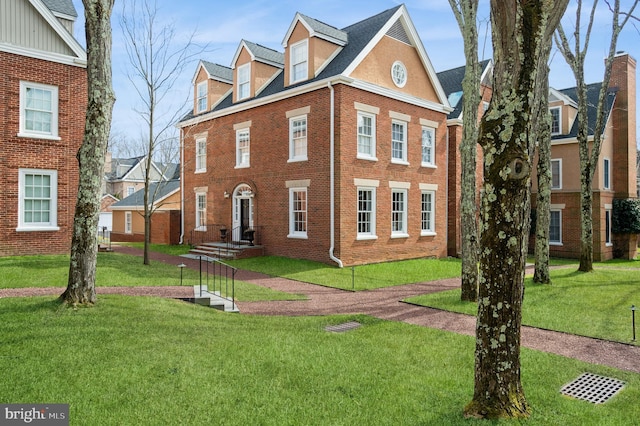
left=327, top=81, right=343, bottom=268
left=179, top=127, right=185, bottom=244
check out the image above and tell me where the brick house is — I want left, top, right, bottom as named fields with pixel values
left=178, top=5, right=452, bottom=266
left=110, top=180, right=181, bottom=245
left=530, top=52, right=637, bottom=261
left=0, top=0, right=86, bottom=256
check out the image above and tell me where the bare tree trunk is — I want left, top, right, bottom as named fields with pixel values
left=449, top=0, right=480, bottom=302
left=534, top=69, right=552, bottom=284
left=61, top=0, right=115, bottom=306
left=464, top=0, right=567, bottom=419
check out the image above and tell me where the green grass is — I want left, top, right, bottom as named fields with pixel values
left=406, top=267, right=640, bottom=345
left=0, top=296, right=637, bottom=425
left=114, top=242, right=192, bottom=256
left=228, top=256, right=462, bottom=290
left=0, top=253, right=304, bottom=302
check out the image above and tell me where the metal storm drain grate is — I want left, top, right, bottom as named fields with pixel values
left=560, top=373, right=625, bottom=404
left=325, top=321, right=361, bottom=333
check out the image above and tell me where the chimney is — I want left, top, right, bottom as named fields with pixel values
left=609, top=52, right=637, bottom=199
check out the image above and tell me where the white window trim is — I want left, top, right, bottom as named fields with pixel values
left=290, top=39, right=309, bottom=84
left=551, top=158, right=562, bottom=190
left=237, top=63, right=251, bottom=101
left=124, top=211, right=133, bottom=234
left=18, top=81, right=60, bottom=140
left=391, top=60, right=407, bottom=88
left=357, top=111, right=377, bottom=161
left=356, top=187, right=377, bottom=240
left=391, top=120, right=409, bottom=165
left=603, top=157, right=611, bottom=190
left=605, top=207, right=613, bottom=246
left=235, top=129, right=250, bottom=168
left=421, top=190, right=436, bottom=236
left=126, top=186, right=135, bottom=197
left=288, top=115, right=308, bottom=162
left=549, top=209, right=563, bottom=246
left=421, top=126, right=436, bottom=167
left=288, top=187, right=308, bottom=239
left=195, top=137, right=207, bottom=173
left=391, top=188, right=409, bottom=238
left=550, top=106, right=562, bottom=136
left=195, top=192, right=207, bottom=232
left=17, top=169, right=59, bottom=232
left=196, top=81, right=207, bottom=113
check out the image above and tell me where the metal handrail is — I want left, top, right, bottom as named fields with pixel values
left=197, top=255, right=236, bottom=308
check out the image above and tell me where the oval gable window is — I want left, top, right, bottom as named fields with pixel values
left=391, top=61, right=407, bottom=88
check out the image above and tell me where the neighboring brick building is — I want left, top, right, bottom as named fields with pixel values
left=179, top=5, right=452, bottom=266
left=530, top=52, right=637, bottom=261
left=0, top=0, right=86, bottom=256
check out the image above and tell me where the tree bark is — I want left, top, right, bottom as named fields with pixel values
left=449, top=0, right=481, bottom=302
left=61, top=0, right=115, bottom=306
left=464, top=0, right=567, bottom=419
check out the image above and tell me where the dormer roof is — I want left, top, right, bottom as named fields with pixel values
left=192, top=60, right=233, bottom=84
left=549, top=87, right=578, bottom=108
left=41, top=0, right=77, bottom=18
left=231, top=40, right=284, bottom=69
left=282, top=13, right=348, bottom=47
left=436, top=59, right=493, bottom=119
left=552, top=83, right=616, bottom=140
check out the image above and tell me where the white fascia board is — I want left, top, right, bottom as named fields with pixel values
left=0, top=43, right=85, bottom=67
left=191, top=61, right=210, bottom=85
left=351, top=79, right=453, bottom=114
left=231, top=40, right=253, bottom=69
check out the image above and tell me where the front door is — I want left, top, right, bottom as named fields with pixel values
left=232, top=184, right=254, bottom=242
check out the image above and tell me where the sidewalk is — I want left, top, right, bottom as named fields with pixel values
left=7, top=245, right=639, bottom=374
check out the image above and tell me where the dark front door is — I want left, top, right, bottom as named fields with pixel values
left=240, top=198, right=250, bottom=238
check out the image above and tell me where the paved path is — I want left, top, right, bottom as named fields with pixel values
left=5, top=245, right=639, bottom=374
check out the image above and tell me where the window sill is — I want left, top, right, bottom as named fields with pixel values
left=606, top=243, right=613, bottom=247
left=391, top=233, right=409, bottom=239
left=288, top=157, right=308, bottom=163
left=16, top=226, right=60, bottom=232
left=287, top=234, right=308, bottom=240
left=421, top=163, right=437, bottom=169
left=17, top=132, right=61, bottom=141
left=391, top=159, right=409, bottom=166
left=357, top=155, right=378, bottom=162
left=235, top=164, right=250, bottom=169
left=420, top=231, right=436, bottom=237
left=195, top=227, right=208, bottom=232
left=194, top=169, right=207, bottom=174
left=549, top=242, right=563, bottom=246
left=356, top=235, right=378, bottom=241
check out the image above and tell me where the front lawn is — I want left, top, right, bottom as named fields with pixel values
left=0, top=295, right=638, bottom=425
left=228, top=256, right=462, bottom=290
left=0, top=253, right=304, bottom=302
left=406, top=267, right=640, bottom=345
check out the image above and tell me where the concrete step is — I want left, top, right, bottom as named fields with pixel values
left=193, top=285, right=239, bottom=313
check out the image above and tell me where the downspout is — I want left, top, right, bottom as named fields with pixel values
left=328, top=81, right=343, bottom=268
left=179, top=127, right=185, bottom=244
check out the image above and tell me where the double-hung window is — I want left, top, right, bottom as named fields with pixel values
left=550, top=107, right=561, bottom=135
left=357, top=112, right=376, bottom=159
left=357, top=187, right=377, bottom=239
left=421, top=126, right=435, bottom=167
left=290, top=40, right=308, bottom=84
left=236, top=129, right=250, bottom=168
left=289, top=188, right=307, bottom=238
left=19, top=81, right=59, bottom=139
left=551, top=159, right=562, bottom=189
left=195, top=192, right=207, bottom=231
left=17, top=169, right=58, bottom=231
left=391, top=121, right=407, bottom=164
left=391, top=188, right=408, bottom=237
left=549, top=209, right=562, bottom=245
left=603, top=158, right=611, bottom=189
left=289, top=115, right=307, bottom=161
left=237, top=63, right=251, bottom=100
left=195, top=138, right=206, bottom=173
left=196, top=81, right=207, bottom=113
left=421, top=191, right=435, bottom=235
left=124, top=211, right=132, bottom=234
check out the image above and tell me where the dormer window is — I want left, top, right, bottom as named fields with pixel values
left=550, top=106, right=561, bottom=135
left=238, top=63, right=251, bottom=100
left=290, top=40, right=308, bottom=84
left=196, top=81, right=207, bottom=113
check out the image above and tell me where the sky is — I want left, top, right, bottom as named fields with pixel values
left=69, top=0, right=640, bottom=149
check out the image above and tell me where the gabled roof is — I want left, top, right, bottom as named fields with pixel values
left=181, top=5, right=450, bottom=123
left=111, top=180, right=180, bottom=209
left=231, top=40, right=285, bottom=69
left=436, top=59, right=492, bottom=120
left=192, top=60, right=233, bottom=84
left=553, top=82, right=616, bottom=140
left=282, top=13, right=348, bottom=47
left=41, top=0, right=77, bottom=18
left=549, top=87, right=578, bottom=108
